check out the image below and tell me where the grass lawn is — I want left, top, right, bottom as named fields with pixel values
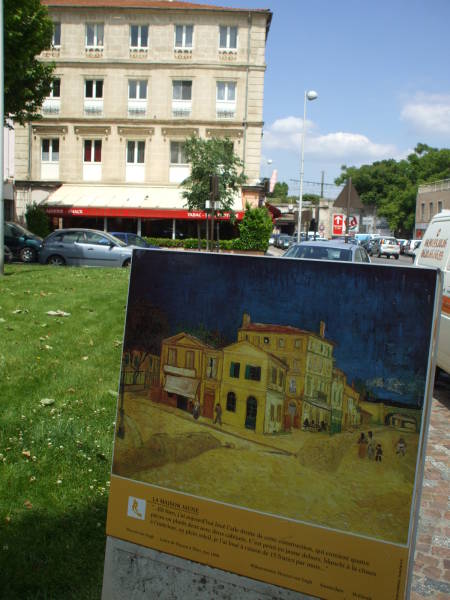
left=0, top=264, right=130, bottom=599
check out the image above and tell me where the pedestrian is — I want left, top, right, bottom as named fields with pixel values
left=375, top=443, right=383, bottom=462
left=214, top=403, right=222, bottom=426
left=367, top=431, right=376, bottom=460
left=357, top=432, right=368, bottom=458
left=193, top=399, right=200, bottom=420
left=396, top=437, right=406, bottom=456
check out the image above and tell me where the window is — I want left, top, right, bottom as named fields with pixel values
left=168, top=348, right=177, bottom=366
left=130, top=24, right=148, bottom=48
left=429, top=202, right=433, bottom=219
left=43, top=79, right=61, bottom=114
left=289, top=378, right=297, bottom=394
left=226, top=391, right=236, bottom=412
left=263, top=336, right=270, bottom=345
left=127, top=141, right=145, bottom=164
left=52, top=22, right=61, bottom=47
left=293, top=359, right=300, bottom=372
left=84, top=140, right=102, bottom=163
left=278, top=338, right=285, bottom=348
left=129, top=80, right=147, bottom=100
left=278, top=370, right=284, bottom=387
left=271, top=366, right=277, bottom=384
left=270, top=404, right=275, bottom=421
left=170, top=141, right=187, bottom=164
left=42, top=139, right=59, bottom=162
left=85, top=80, right=103, bottom=98
left=245, top=365, right=261, bottom=381
left=295, top=339, right=302, bottom=349
left=86, top=23, right=104, bottom=47
left=217, top=81, right=236, bottom=102
left=172, top=80, right=192, bottom=101
left=276, top=405, right=282, bottom=422
left=438, top=201, right=443, bottom=213
left=421, top=203, right=425, bottom=220
left=219, top=25, right=237, bottom=49
left=83, top=232, right=112, bottom=246
left=185, top=351, right=194, bottom=370
left=49, top=79, right=61, bottom=98
left=229, top=361, right=240, bottom=378
left=206, top=357, right=217, bottom=379
left=174, top=25, right=193, bottom=48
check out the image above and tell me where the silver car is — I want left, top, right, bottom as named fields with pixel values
left=283, top=240, right=371, bottom=263
left=39, top=228, right=134, bottom=267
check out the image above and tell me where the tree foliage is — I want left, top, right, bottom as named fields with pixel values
left=5, top=0, right=55, bottom=125
left=268, top=181, right=289, bottom=200
left=25, top=202, right=50, bottom=238
left=234, top=205, right=273, bottom=251
left=182, top=136, right=247, bottom=214
left=335, top=144, right=450, bottom=234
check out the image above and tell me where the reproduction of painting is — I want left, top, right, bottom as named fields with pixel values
left=105, top=249, right=441, bottom=600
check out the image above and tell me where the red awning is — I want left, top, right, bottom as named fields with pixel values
left=45, top=206, right=244, bottom=220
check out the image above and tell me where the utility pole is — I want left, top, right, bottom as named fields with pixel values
left=0, top=0, right=5, bottom=277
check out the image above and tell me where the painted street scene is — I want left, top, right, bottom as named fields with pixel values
left=112, top=250, right=438, bottom=546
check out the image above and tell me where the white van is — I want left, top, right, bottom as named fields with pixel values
left=414, top=210, right=450, bottom=373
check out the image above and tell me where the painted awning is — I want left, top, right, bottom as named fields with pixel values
left=43, top=184, right=244, bottom=220
left=164, top=375, right=199, bottom=399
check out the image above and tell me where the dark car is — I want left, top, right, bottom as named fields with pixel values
left=39, top=228, right=134, bottom=267
left=4, top=222, right=43, bottom=262
left=275, top=234, right=294, bottom=249
left=109, top=232, right=154, bottom=248
left=4, top=245, right=13, bottom=263
left=283, top=240, right=371, bottom=263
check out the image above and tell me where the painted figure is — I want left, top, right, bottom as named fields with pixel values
left=367, top=431, right=376, bottom=460
left=396, top=437, right=407, bottom=456
left=214, top=403, right=222, bottom=426
left=357, top=432, right=368, bottom=458
left=375, top=443, right=383, bottom=462
left=193, top=399, right=200, bottom=420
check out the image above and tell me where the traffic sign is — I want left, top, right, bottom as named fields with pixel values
left=332, top=214, right=345, bottom=235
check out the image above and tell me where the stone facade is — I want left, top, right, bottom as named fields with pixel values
left=14, top=1, right=271, bottom=230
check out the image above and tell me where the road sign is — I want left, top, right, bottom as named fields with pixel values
left=332, top=214, right=345, bottom=235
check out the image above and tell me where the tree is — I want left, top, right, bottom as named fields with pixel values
left=268, top=181, right=289, bottom=201
left=25, top=202, right=50, bottom=238
left=335, top=144, right=450, bottom=235
left=5, top=0, right=55, bottom=125
left=234, top=204, right=273, bottom=252
left=182, top=136, right=247, bottom=214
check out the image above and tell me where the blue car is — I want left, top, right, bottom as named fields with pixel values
left=109, top=232, right=154, bottom=248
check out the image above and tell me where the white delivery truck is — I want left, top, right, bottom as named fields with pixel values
left=414, top=210, right=450, bottom=373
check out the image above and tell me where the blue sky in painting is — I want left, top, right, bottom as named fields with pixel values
left=128, top=250, right=438, bottom=406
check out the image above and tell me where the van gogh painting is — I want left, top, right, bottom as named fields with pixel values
left=112, top=250, right=438, bottom=545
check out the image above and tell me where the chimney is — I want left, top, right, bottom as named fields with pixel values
left=242, top=312, right=251, bottom=328
left=319, top=321, right=326, bottom=338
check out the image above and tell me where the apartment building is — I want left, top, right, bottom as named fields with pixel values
left=13, top=0, right=272, bottom=236
left=414, top=178, right=450, bottom=238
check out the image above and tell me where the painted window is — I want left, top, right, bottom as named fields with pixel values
left=245, top=365, right=261, bottom=381
left=229, top=362, right=240, bottom=378
left=270, top=404, right=275, bottom=421
left=226, top=391, right=236, bottom=412
left=206, top=357, right=217, bottom=379
left=276, top=405, right=282, bottom=422
left=289, top=378, right=296, bottom=393
left=278, top=338, right=285, bottom=348
left=293, top=359, right=300, bottom=372
left=168, top=348, right=177, bottom=366
left=263, top=337, right=270, bottom=345
left=130, top=24, right=148, bottom=48
left=271, top=367, right=277, bottom=384
left=185, top=351, right=194, bottom=369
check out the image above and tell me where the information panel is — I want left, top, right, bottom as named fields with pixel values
left=106, top=250, right=441, bottom=600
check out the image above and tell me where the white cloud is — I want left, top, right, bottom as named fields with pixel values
left=400, top=93, right=450, bottom=136
left=263, top=117, right=397, bottom=163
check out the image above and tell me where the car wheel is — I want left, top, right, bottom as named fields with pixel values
left=19, top=247, right=36, bottom=263
left=123, top=258, right=131, bottom=267
left=47, top=255, right=65, bottom=266
left=395, top=254, right=399, bottom=260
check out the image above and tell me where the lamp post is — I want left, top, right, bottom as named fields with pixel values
left=297, top=90, right=318, bottom=242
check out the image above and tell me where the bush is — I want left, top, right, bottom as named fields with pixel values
left=236, top=205, right=273, bottom=251
left=143, top=237, right=184, bottom=248
left=25, top=202, right=50, bottom=237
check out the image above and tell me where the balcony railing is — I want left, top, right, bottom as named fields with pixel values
left=128, top=99, right=147, bottom=117
left=172, top=99, right=191, bottom=118
left=42, top=98, right=60, bottom=115
left=216, top=102, right=236, bottom=119
left=84, top=99, right=103, bottom=115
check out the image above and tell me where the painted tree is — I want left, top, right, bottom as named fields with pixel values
left=5, top=0, right=55, bottom=124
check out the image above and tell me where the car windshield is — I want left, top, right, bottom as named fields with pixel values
left=9, top=222, right=34, bottom=236
left=127, top=234, right=148, bottom=247
left=284, top=245, right=353, bottom=261
left=105, top=234, right=127, bottom=247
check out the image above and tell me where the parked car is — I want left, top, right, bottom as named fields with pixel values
left=283, top=240, right=371, bottom=263
left=39, top=229, right=134, bottom=267
left=397, top=239, right=408, bottom=254
left=275, top=234, right=294, bottom=249
left=4, top=221, right=43, bottom=262
left=371, top=237, right=400, bottom=259
left=109, top=232, right=154, bottom=248
left=404, top=239, right=421, bottom=256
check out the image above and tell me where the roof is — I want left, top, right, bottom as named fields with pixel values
left=43, top=0, right=271, bottom=15
left=239, top=322, right=336, bottom=346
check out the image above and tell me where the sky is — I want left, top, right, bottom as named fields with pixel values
left=129, top=250, right=438, bottom=407
left=205, top=0, right=450, bottom=198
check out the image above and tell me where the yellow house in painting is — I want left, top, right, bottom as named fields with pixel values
left=219, top=340, right=287, bottom=434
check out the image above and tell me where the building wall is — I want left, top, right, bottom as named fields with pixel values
left=414, top=180, right=450, bottom=238
left=14, top=4, right=269, bottom=213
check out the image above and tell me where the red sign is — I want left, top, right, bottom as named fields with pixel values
left=333, top=214, right=345, bottom=235
left=45, top=206, right=244, bottom=221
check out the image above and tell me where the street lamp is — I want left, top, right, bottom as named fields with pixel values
left=297, top=90, right=318, bottom=242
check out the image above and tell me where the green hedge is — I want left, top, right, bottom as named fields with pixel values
left=143, top=237, right=239, bottom=250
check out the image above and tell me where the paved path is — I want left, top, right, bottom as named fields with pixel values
left=412, top=378, right=450, bottom=600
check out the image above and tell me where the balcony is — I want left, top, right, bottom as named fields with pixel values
left=128, top=99, right=147, bottom=117
left=42, top=98, right=60, bottom=115
left=216, top=101, right=236, bottom=120
left=129, top=47, right=148, bottom=59
left=84, top=99, right=103, bottom=116
left=172, top=99, right=191, bottom=118
left=85, top=46, right=104, bottom=58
